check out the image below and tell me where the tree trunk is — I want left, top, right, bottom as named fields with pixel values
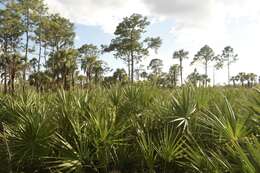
left=3, top=42, right=8, bottom=94
left=4, top=66, right=7, bottom=94
left=205, top=63, right=208, bottom=86
left=227, top=57, right=230, bottom=85
left=10, top=57, right=15, bottom=94
left=130, top=52, right=134, bottom=83
left=37, top=40, right=42, bottom=91
left=72, top=73, right=75, bottom=90
left=212, top=67, right=215, bottom=86
left=247, top=81, right=250, bottom=88
left=44, top=45, right=47, bottom=69
left=23, top=8, right=30, bottom=92
left=63, top=74, right=67, bottom=90
left=128, top=58, right=131, bottom=81
left=180, top=59, right=183, bottom=85
left=38, top=35, right=42, bottom=72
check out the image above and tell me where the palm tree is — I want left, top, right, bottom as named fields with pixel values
left=238, top=72, right=246, bottom=86
left=93, top=60, right=110, bottom=83
left=248, top=73, right=257, bottom=87
left=77, top=75, right=86, bottom=88
left=168, top=64, right=180, bottom=87
left=187, top=69, right=200, bottom=87
left=81, top=56, right=97, bottom=83
left=230, top=76, right=238, bottom=86
left=47, top=48, right=78, bottom=89
left=173, top=49, right=189, bottom=85
left=212, top=55, right=224, bottom=86
left=113, top=68, right=127, bottom=82
left=200, top=74, right=210, bottom=87
left=29, top=58, right=38, bottom=73
left=78, top=44, right=101, bottom=84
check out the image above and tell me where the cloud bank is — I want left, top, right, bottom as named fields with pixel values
left=45, top=0, right=260, bottom=82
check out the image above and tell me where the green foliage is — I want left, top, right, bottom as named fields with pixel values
left=0, top=85, right=259, bottom=173
left=103, top=13, right=162, bottom=82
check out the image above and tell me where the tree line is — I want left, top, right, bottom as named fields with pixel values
left=0, top=0, right=258, bottom=93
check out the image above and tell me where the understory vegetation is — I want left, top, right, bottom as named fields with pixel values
left=0, top=85, right=259, bottom=173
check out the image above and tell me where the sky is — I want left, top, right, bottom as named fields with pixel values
left=45, top=0, right=260, bottom=84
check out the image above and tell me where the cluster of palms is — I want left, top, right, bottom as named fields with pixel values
left=143, top=45, right=250, bottom=87
left=230, top=72, right=258, bottom=87
left=0, top=85, right=259, bottom=173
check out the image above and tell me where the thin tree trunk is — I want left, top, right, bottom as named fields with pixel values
left=23, top=9, right=30, bottom=92
left=36, top=43, right=42, bottom=91
left=11, top=73, right=15, bottom=94
left=180, top=59, right=183, bottom=85
left=127, top=57, right=131, bottom=81
left=44, top=45, right=47, bottom=69
left=4, top=66, right=7, bottom=94
left=205, top=63, right=208, bottom=86
left=10, top=57, right=15, bottom=94
left=131, top=52, right=134, bottom=83
left=72, top=73, right=75, bottom=89
left=213, top=67, right=215, bottom=86
left=3, top=42, right=8, bottom=94
left=38, top=40, right=42, bottom=73
left=227, top=58, right=230, bottom=85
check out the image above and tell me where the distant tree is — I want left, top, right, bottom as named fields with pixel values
left=221, top=46, right=238, bottom=85
left=113, top=68, right=127, bottom=82
left=200, top=74, right=211, bottom=87
left=0, top=4, right=24, bottom=93
left=29, top=58, right=38, bottom=73
left=45, top=14, right=75, bottom=52
left=243, top=73, right=257, bottom=88
left=77, top=75, right=86, bottom=89
left=148, top=58, right=163, bottom=76
left=103, top=13, right=162, bottom=83
left=32, top=5, right=48, bottom=72
left=28, top=71, right=51, bottom=91
left=212, top=55, right=224, bottom=86
left=248, top=73, right=257, bottom=87
left=173, top=49, right=189, bottom=85
left=78, top=44, right=101, bottom=84
left=168, top=64, right=180, bottom=87
left=238, top=72, right=246, bottom=86
left=192, top=45, right=215, bottom=86
left=47, top=48, right=78, bottom=89
left=140, top=71, right=148, bottom=80
left=187, top=69, right=201, bottom=87
left=93, top=60, right=110, bottom=84
left=230, top=76, right=239, bottom=87
left=7, top=53, right=23, bottom=93
left=17, top=0, right=47, bottom=83
left=135, top=64, right=145, bottom=81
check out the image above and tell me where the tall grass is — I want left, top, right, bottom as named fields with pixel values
left=0, top=85, right=259, bottom=173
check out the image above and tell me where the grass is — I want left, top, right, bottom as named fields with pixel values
left=0, top=85, right=259, bottom=173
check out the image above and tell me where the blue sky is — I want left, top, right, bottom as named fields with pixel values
left=46, top=0, right=260, bottom=84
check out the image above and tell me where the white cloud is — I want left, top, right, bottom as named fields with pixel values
left=45, top=0, right=260, bottom=83
left=45, top=0, right=149, bottom=33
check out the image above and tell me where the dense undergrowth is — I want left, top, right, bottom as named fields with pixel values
left=0, top=85, right=259, bottom=173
